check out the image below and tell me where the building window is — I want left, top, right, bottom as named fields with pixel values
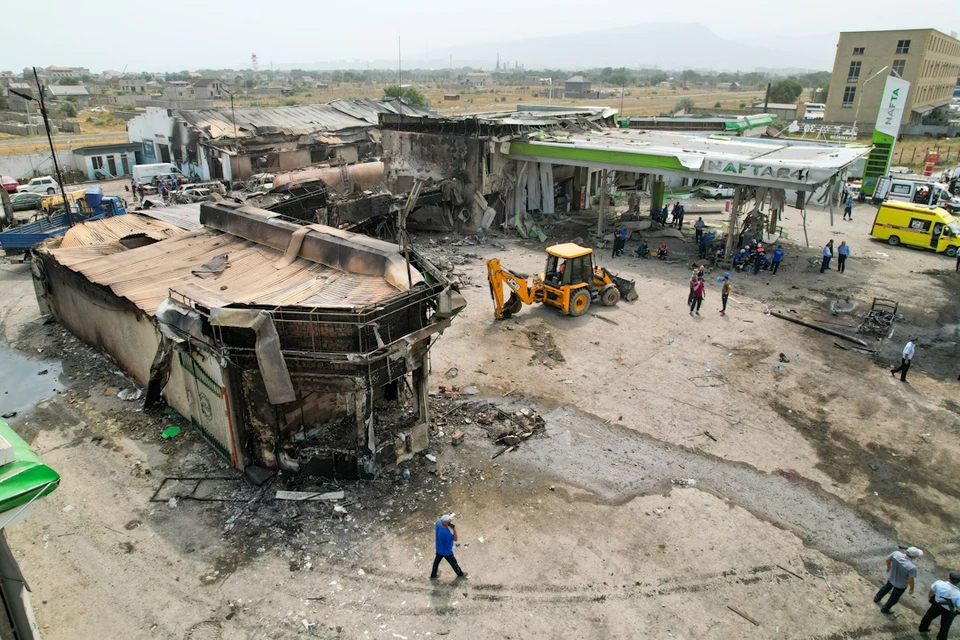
left=892, top=59, right=906, bottom=78
left=847, top=61, right=862, bottom=82
left=895, top=39, right=910, bottom=54
left=841, top=86, right=856, bottom=108
left=92, top=156, right=104, bottom=170
left=852, top=47, right=865, bottom=55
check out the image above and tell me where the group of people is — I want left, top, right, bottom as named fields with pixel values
left=731, top=241, right=785, bottom=275
left=686, top=264, right=732, bottom=317
left=653, top=202, right=686, bottom=228
left=873, top=546, right=960, bottom=640
left=131, top=176, right=186, bottom=205
left=820, top=239, right=852, bottom=274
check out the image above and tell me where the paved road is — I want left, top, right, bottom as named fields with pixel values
left=0, top=132, right=127, bottom=148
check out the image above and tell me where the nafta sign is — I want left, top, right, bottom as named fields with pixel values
left=704, top=159, right=807, bottom=181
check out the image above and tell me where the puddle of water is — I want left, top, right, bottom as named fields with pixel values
left=0, top=340, right=65, bottom=418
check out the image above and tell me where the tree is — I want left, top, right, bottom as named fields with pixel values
left=59, top=77, right=80, bottom=86
left=673, top=97, right=695, bottom=114
left=768, top=78, right=803, bottom=104
left=243, top=79, right=255, bottom=89
left=714, top=101, right=722, bottom=108
left=383, top=85, right=426, bottom=106
left=59, top=101, right=78, bottom=117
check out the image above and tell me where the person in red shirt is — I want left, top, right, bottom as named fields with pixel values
left=690, top=278, right=705, bottom=316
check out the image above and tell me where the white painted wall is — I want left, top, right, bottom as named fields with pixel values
left=0, top=150, right=78, bottom=181
left=127, top=107, right=175, bottom=166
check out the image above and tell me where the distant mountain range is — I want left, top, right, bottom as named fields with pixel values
left=278, top=23, right=838, bottom=73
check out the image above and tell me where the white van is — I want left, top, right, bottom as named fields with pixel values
left=132, top=163, right=186, bottom=185
left=873, top=175, right=960, bottom=213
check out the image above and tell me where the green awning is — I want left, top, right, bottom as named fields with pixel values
left=0, top=421, right=59, bottom=514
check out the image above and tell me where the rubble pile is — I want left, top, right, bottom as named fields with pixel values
left=430, top=397, right=546, bottom=452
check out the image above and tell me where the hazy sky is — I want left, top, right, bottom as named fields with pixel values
left=2, top=0, right=958, bottom=72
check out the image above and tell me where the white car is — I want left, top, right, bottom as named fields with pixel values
left=698, top=182, right=735, bottom=198
left=18, top=176, right=60, bottom=195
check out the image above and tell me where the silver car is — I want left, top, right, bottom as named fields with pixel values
left=18, top=176, right=60, bottom=195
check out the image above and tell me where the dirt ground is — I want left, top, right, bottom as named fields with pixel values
left=2, top=192, right=960, bottom=639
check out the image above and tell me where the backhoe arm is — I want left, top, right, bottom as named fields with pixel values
left=487, top=258, right=537, bottom=319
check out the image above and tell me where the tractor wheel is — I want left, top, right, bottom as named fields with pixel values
left=568, top=289, right=591, bottom=317
left=600, top=284, right=620, bottom=307
left=505, top=292, right=523, bottom=315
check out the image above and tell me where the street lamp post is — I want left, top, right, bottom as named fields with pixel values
left=853, top=65, right=889, bottom=135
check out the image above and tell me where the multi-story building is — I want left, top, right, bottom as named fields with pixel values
left=824, top=29, right=960, bottom=132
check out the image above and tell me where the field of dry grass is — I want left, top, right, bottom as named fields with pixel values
left=231, top=81, right=767, bottom=117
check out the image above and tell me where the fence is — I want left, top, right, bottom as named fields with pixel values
left=0, top=150, right=79, bottom=181
left=893, top=145, right=960, bottom=168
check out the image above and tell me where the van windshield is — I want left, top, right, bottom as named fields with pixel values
left=949, top=221, right=960, bottom=236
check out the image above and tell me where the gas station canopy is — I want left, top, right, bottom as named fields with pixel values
left=504, top=128, right=872, bottom=191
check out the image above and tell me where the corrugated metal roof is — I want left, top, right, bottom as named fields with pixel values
left=136, top=203, right=203, bottom=231
left=327, top=99, right=432, bottom=125
left=59, top=214, right=185, bottom=249
left=177, top=104, right=372, bottom=140
left=176, top=100, right=433, bottom=139
left=49, top=229, right=401, bottom=314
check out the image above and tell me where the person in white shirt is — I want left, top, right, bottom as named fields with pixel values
left=820, top=240, right=834, bottom=273
left=891, top=338, right=917, bottom=382
left=919, top=571, right=960, bottom=640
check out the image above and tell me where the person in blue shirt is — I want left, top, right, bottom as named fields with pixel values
left=698, top=232, right=708, bottom=259
left=820, top=240, right=833, bottom=273
left=837, top=241, right=851, bottom=273
left=661, top=205, right=669, bottom=225
left=430, top=514, right=466, bottom=580
left=771, top=245, right=784, bottom=275
left=843, top=195, right=853, bottom=221
left=919, top=570, right=960, bottom=639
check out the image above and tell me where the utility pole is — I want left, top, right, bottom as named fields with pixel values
left=597, top=169, right=608, bottom=236
left=31, top=67, right=74, bottom=226
left=398, top=36, right=402, bottom=87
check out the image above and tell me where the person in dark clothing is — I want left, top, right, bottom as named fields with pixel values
left=430, top=514, right=466, bottom=580
left=612, top=225, right=627, bottom=257
left=771, top=245, right=784, bottom=275
left=689, top=278, right=705, bottom=316
left=837, top=241, right=850, bottom=273
left=675, top=205, right=685, bottom=229
left=720, top=275, right=731, bottom=316
left=698, top=233, right=708, bottom=259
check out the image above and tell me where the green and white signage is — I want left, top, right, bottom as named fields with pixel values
left=862, top=77, right=910, bottom=196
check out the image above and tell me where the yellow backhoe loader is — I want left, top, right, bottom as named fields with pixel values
left=487, top=243, right=638, bottom=320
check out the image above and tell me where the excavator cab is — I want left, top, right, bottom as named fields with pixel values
left=540, top=244, right=596, bottom=316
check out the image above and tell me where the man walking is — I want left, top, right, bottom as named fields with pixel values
left=430, top=514, right=466, bottom=580
left=771, top=245, right=784, bottom=275
left=690, top=277, right=705, bottom=316
left=874, top=546, right=922, bottom=614
left=837, top=241, right=850, bottom=273
left=891, top=337, right=917, bottom=382
left=820, top=240, right=833, bottom=273
left=843, top=195, right=853, bottom=221
left=919, top=570, right=960, bottom=640
left=719, top=275, right=731, bottom=316
left=675, top=204, right=685, bottom=229
left=694, top=216, right=705, bottom=241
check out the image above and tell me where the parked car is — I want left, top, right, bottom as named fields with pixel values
left=18, top=176, right=60, bottom=195
left=698, top=182, right=735, bottom=198
left=10, top=192, right=43, bottom=211
left=0, top=176, right=18, bottom=194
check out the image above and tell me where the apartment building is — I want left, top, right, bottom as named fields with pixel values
left=824, top=29, right=960, bottom=132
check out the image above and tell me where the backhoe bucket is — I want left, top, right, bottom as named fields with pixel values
left=610, top=273, right=638, bottom=302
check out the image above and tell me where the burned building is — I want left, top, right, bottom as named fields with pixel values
left=32, top=205, right=464, bottom=478
left=379, top=106, right=618, bottom=233
left=127, top=99, right=432, bottom=184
